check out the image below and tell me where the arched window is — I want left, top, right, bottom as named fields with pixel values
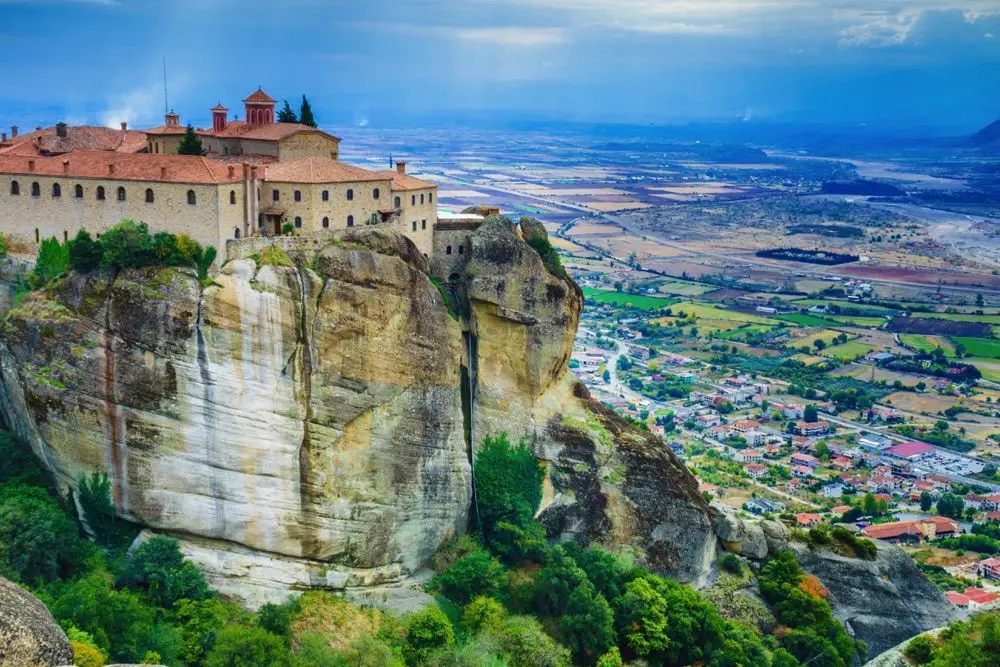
left=458, top=245, right=464, bottom=255
left=145, top=188, right=154, bottom=203
left=321, top=190, right=329, bottom=202
left=229, top=190, right=236, bottom=205
left=322, top=216, right=329, bottom=228
left=74, top=184, right=83, bottom=198
left=117, top=186, right=126, bottom=201
left=52, top=183, right=61, bottom=197
left=446, top=245, right=452, bottom=255
left=420, top=193, right=424, bottom=204
left=9, top=181, right=18, bottom=195
left=293, top=190, right=301, bottom=202
left=31, top=182, right=40, bottom=197
left=411, top=194, right=416, bottom=206
left=373, top=187, right=380, bottom=200
left=346, top=188, right=354, bottom=201
left=394, top=196, right=401, bottom=208
left=294, top=216, right=302, bottom=228
left=234, top=227, right=240, bottom=239
left=96, top=186, right=105, bottom=200
left=347, top=215, right=354, bottom=227
left=272, top=189, right=279, bottom=202
left=187, top=190, right=196, bottom=205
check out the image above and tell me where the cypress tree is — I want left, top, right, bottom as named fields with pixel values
left=177, top=124, right=206, bottom=156
left=299, top=95, right=316, bottom=127
left=277, top=100, right=298, bottom=123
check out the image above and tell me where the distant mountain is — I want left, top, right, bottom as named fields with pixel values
left=966, top=118, right=1000, bottom=152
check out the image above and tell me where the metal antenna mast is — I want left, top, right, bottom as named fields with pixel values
left=162, top=58, right=169, bottom=113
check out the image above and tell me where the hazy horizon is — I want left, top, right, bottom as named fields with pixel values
left=1, top=0, right=998, bottom=135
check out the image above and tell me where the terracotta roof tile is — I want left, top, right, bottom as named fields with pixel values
left=200, top=121, right=341, bottom=143
left=243, top=88, right=276, bottom=104
left=0, top=151, right=242, bottom=185
left=0, top=125, right=148, bottom=155
left=376, top=170, right=437, bottom=191
left=264, top=157, right=388, bottom=184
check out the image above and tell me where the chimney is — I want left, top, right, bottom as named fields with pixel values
left=62, top=160, right=69, bottom=174
left=108, top=164, right=115, bottom=176
left=56, top=122, right=68, bottom=138
left=396, top=161, right=406, bottom=175
left=160, top=166, right=167, bottom=179
left=10, top=126, right=17, bottom=138
left=227, top=165, right=235, bottom=178
left=121, top=121, right=128, bottom=131
left=212, top=104, right=228, bottom=133
left=27, top=159, right=35, bottom=172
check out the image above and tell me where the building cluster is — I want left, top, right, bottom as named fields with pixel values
left=0, top=89, right=465, bottom=262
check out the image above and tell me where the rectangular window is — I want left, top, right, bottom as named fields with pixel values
left=412, top=221, right=417, bottom=232
left=421, top=219, right=427, bottom=230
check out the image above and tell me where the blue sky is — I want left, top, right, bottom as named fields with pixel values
left=0, top=0, right=998, bottom=134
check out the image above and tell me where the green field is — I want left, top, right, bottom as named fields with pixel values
left=775, top=313, right=836, bottom=327
left=820, top=341, right=877, bottom=361
left=582, top=289, right=676, bottom=310
left=655, top=280, right=718, bottom=297
left=790, top=299, right=897, bottom=315
left=953, top=337, right=1000, bottom=359
left=667, top=302, right=776, bottom=325
left=969, top=358, right=1000, bottom=382
left=900, top=334, right=956, bottom=356
left=827, top=315, right=887, bottom=327
left=919, top=312, right=1000, bottom=325
left=787, top=329, right=848, bottom=350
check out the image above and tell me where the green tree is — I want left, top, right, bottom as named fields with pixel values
left=920, top=491, right=933, bottom=512
left=934, top=420, right=949, bottom=432
left=804, top=404, right=819, bottom=423
left=862, top=492, right=879, bottom=517
left=177, top=124, right=206, bottom=155
left=299, top=95, right=317, bottom=127
left=496, top=615, right=571, bottom=667
left=461, top=596, right=506, bottom=635
left=596, top=648, right=623, bottom=667
left=814, top=441, right=830, bottom=460
left=431, top=546, right=508, bottom=605
left=558, top=580, right=616, bottom=664
left=173, top=598, right=234, bottom=666
left=403, top=606, right=455, bottom=666
left=532, top=546, right=589, bottom=615
left=204, top=626, right=288, bottom=667
left=68, top=229, right=102, bottom=272
left=277, top=100, right=298, bottom=123
left=32, top=236, right=69, bottom=286
left=99, top=220, right=155, bottom=269
left=117, top=536, right=209, bottom=608
left=475, top=434, right=544, bottom=560
left=0, top=484, right=78, bottom=583
left=257, top=603, right=294, bottom=645
left=78, top=472, right=133, bottom=548
left=904, top=635, right=935, bottom=664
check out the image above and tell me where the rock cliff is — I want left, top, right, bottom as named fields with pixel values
left=0, top=223, right=718, bottom=604
left=0, top=575, right=73, bottom=666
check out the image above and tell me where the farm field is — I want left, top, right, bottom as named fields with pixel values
left=668, top=302, right=777, bottom=325
left=655, top=280, right=718, bottom=297
left=820, top=341, right=876, bottom=361
left=790, top=299, right=897, bottom=315
left=775, top=313, right=837, bottom=327
left=826, top=315, right=887, bottom=327
left=582, top=289, right=675, bottom=310
left=882, top=392, right=961, bottom=415
left=830, top=364, right=926, bottom=387
left=787, top=330, right=848, bottom=350
left=899, top=334, right=957, bottom=356
left=953, top=337, right=1000, bottom=359
left=969, top=358, right=1000, bottom=383
left=791, top=353, right=830, bottom=366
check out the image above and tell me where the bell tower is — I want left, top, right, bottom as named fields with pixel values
left=243, top=87, right=276, bottom=126
left=211, top=104, right=228, bottom=132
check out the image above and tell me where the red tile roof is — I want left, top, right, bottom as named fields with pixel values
left=0, top=125, right=148, bottom=155
left=243, top=88, right=276, bottom=104
left=0, top=151, right=242, bottom=185
left=199, top=120, right=341, bottom=143
left=888, top=441, right=934, bottom=458
left=264, top=157, right=388, bottom=184
left=376, top=170, right=437, bottom=192
left=945, top=591, right=969, bottom=606
left=964, top=587, right=999, bottom=604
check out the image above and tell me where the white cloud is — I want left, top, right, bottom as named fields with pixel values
left=837, top=10, right=923, bottom=47
left=452, top=27, right=566, bottom=46
left=99, top=85, right=162, bottom=129
left=987, top=32, right=996, bottom=38
left=0, top=0, right=118, bottom=4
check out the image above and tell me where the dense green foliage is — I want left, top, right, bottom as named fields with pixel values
left=526, top=234, right=568, bottom=280
left=903, top=612, right=1000, bottom=667
left=178, top=124, right=206, bottom=155
left=299, top=95, right=317, bottom=127
left=32, top=237, right=70, bottom=286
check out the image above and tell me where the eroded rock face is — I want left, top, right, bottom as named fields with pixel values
left=0, top=576, right=73, bottom=667
left=0, top=230, right=470, bottom=600
left=465, top=218, right=717, bottom=585
left=790, top=541, right=958, bottom=658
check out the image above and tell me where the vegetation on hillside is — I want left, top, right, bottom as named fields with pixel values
left=903, top=612, right=999, bottom=666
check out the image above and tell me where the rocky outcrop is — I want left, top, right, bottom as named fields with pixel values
left=708, top=501, right=767, bottom=559
left=790, top=541, right=958, bottom=658
left=464, top=218, right=717, bottom=584
left=0, top=576, right=73, bottom=666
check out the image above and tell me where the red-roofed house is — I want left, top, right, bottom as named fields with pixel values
left=977, top=557, right=1000, bottom=581
left=963, top=587, right=1000, bottom=610
left=791, top=453, right=819, bottom=468
left=796, top=513, right=823, bottom=527
left=792, top=465, right=813, bottom=479
left=945, top=591, right=970, bottom=607
left=745, top=463, right=769, bottom=480
left=735, top=449, right=763, bottom=463
left=863, top=517, right=960, bottom=543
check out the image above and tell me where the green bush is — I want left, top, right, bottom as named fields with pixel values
left=431, top=547, right=508, bottom=605
left=204, top=625, right=288, bottom=667
left=32, top=236, right=69, bottom=286
left=0, top=430, right=48, bottom=487
left=68, top=229, right=102, bottom=272
left=496, top=615, right=571, bottom=667
left=71, top=639, right=106, bottom=667
left=596, top=647, right=623, bottom=667
left=532, top=546, right=588, bottom=615
left=558, top=579, right=616, bottom=664
left=257, top=602, right=294, bottom=645
left=904, top=634, right=935, bottom=664
left=404, top=606, right=455, bottom=665
left=719, top=552, right=745, bottom=575
left=0, top=483, right=78, bottom=583
left=78, top=472, right=135, bottom=549
left=461, top=596, right=506, bottom=635
left=475, top=434, right=544, bottom=561
left=525, top=235, right=567, bottom=280
left=117, top=536, right=209, bottom=608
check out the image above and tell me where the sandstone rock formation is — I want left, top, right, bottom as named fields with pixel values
left=0, top=222, right=720, bottom=603
left=0, top=575, right=73, bottom=666
left=789, top=541, right=958, bottom=657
